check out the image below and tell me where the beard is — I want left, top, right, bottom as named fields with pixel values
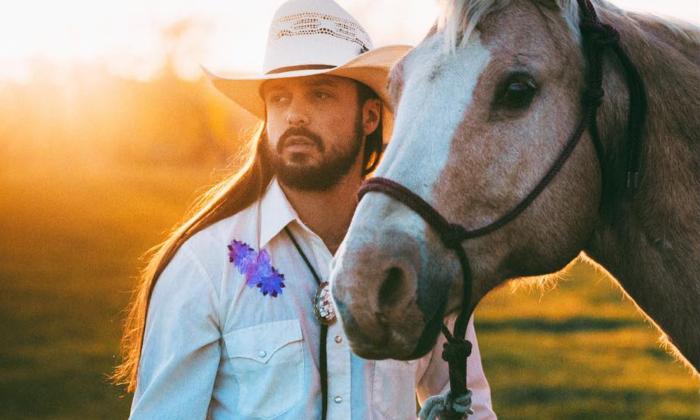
left=262, top=114, right=364, bottom=191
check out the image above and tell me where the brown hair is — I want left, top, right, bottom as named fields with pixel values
left=112, top=81, right=382, bottom=392
left=357, top=81, right=383, bottom=175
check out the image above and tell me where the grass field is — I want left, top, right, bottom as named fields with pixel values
left=1, top=162, right=698, bottom=419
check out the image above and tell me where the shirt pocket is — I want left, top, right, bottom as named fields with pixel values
left=372, top=359, right=418, bottom=420
left=223, top=319, right=304, bottom=419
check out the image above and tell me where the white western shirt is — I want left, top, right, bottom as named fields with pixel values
left=131, top=178, right=496, bottom=420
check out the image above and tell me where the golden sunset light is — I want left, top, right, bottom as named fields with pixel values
left=1, top=0, right=697, bottom=81
left=2, top=1, right=700, bottom=419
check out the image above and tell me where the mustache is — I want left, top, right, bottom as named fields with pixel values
left=277, top=127, right=325, bottom=153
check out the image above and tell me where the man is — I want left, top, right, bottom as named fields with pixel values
left=115, top=0, right=496, bottom=418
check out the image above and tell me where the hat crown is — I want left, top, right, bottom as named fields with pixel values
left=263, top=0, right=374, bottom=74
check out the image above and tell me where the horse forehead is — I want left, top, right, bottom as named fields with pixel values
left=402, top=33, right=465, bottom=79
left=377, top=33, right=491, bottom=198
left=402, top=30, right=499, bottom=92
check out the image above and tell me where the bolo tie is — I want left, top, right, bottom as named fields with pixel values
left=284, top=226, right=336, bottom=420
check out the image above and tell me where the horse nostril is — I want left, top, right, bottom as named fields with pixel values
left=378, top=266, right=406, bottom=310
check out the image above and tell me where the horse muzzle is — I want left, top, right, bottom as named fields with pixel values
left=331, top=224, right=451, bottom=360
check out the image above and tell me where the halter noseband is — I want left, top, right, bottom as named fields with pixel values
left=357, top=0, right=647, bottom=417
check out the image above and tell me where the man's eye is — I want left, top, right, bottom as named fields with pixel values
left=314, top=91, right=330, bottom=100
left=269, top=94, right=289, bottom=105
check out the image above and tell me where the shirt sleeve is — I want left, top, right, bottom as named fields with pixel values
left=415, top=314, right=497, bottom=420
left=130, top=243, right=222, bottom=420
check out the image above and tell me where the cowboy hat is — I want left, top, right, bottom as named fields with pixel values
left=204, top=0, right=411, bottom=119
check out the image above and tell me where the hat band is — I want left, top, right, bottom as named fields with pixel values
left=266, top=64, right=336, bottom=75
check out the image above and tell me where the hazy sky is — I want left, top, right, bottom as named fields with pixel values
left=1, top=0, right=698, bottom=81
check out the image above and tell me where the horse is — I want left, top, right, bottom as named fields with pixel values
left=329, top=0, right=700, bottom=376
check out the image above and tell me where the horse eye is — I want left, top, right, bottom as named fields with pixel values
left=496, top=74, right=538, bottom=110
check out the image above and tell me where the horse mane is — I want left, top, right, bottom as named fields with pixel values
left=437, top=0, right=581, bottom=50
left=656, top=16, right=700, bottom=43
left=437, top=0, right=700, bottom=52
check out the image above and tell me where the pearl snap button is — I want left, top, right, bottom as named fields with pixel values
left=334, top=396, right=343, bottom=404
left=334, top=335, right=342, bottom=343
left=258, top=350, right=267, bottom=358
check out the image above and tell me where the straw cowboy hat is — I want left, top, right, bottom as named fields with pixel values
left=205, top=0, right=410, bottom=119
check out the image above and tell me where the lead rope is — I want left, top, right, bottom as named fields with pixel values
left=359, top=179, right=478, bottom=420
left=358, top=1, right=647, bottom=418
left=284, top=227, right=329, bottom=420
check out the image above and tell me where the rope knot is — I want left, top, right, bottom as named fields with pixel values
left=580, top=19, right=620, bottom=47
left=441, top=335, right=473, bottom=363
left=441, top=224, right=468, bottom=250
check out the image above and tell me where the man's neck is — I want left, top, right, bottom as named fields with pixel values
left=281, top=175, right=362, bottom=255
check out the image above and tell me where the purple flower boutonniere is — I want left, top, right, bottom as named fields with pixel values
left=227, top=240, right=285, bottom=297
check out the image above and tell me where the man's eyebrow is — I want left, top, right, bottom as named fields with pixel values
left=303, top=77, right=339, bottom=88
left=261, top=77, right=339, bottom=95
left=260, top=81, right=285, bottom=96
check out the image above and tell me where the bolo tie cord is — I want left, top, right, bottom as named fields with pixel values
left=284, top=226, right=329, bottom=420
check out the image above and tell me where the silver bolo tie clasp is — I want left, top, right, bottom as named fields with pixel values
left=314, top=281, right=336, bottom=325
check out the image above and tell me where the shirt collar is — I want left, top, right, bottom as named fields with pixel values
left=259, top=177, right=299, bottom=248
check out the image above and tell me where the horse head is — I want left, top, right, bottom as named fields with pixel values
left=331, top=0, right=606, bottom=360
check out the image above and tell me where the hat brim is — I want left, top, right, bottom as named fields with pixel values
left=204, top=45, right=411, bottom=119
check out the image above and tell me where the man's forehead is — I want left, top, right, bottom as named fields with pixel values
left=262, top=75, right=354, bottom=92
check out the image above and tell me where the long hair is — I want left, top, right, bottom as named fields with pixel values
left=112, top=81, right=382, bottom=392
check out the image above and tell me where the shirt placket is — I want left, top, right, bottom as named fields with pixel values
left=326, top=319, right=351, bottom=418
left=308, top=235, right=351, bottom=420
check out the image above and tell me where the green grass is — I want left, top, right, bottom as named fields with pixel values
left=0, top=163, right=215, bottom=419
left=1, top=163, right=698, bottom=419
left=476, top=263, right=700, bottom=419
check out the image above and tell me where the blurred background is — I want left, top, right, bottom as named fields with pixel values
left=1, top=0, right=699, bottom=418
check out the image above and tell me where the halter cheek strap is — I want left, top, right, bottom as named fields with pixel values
left=357, top=1, right=647, bottom=418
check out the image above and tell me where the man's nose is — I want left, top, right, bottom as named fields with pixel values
left=286, top=99, right=310, bottom=126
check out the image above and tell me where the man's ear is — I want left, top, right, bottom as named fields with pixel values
left=362, top=98, right=381, bottom=136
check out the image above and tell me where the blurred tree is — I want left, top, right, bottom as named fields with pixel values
left=0, top=17, right=259, bottom=170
